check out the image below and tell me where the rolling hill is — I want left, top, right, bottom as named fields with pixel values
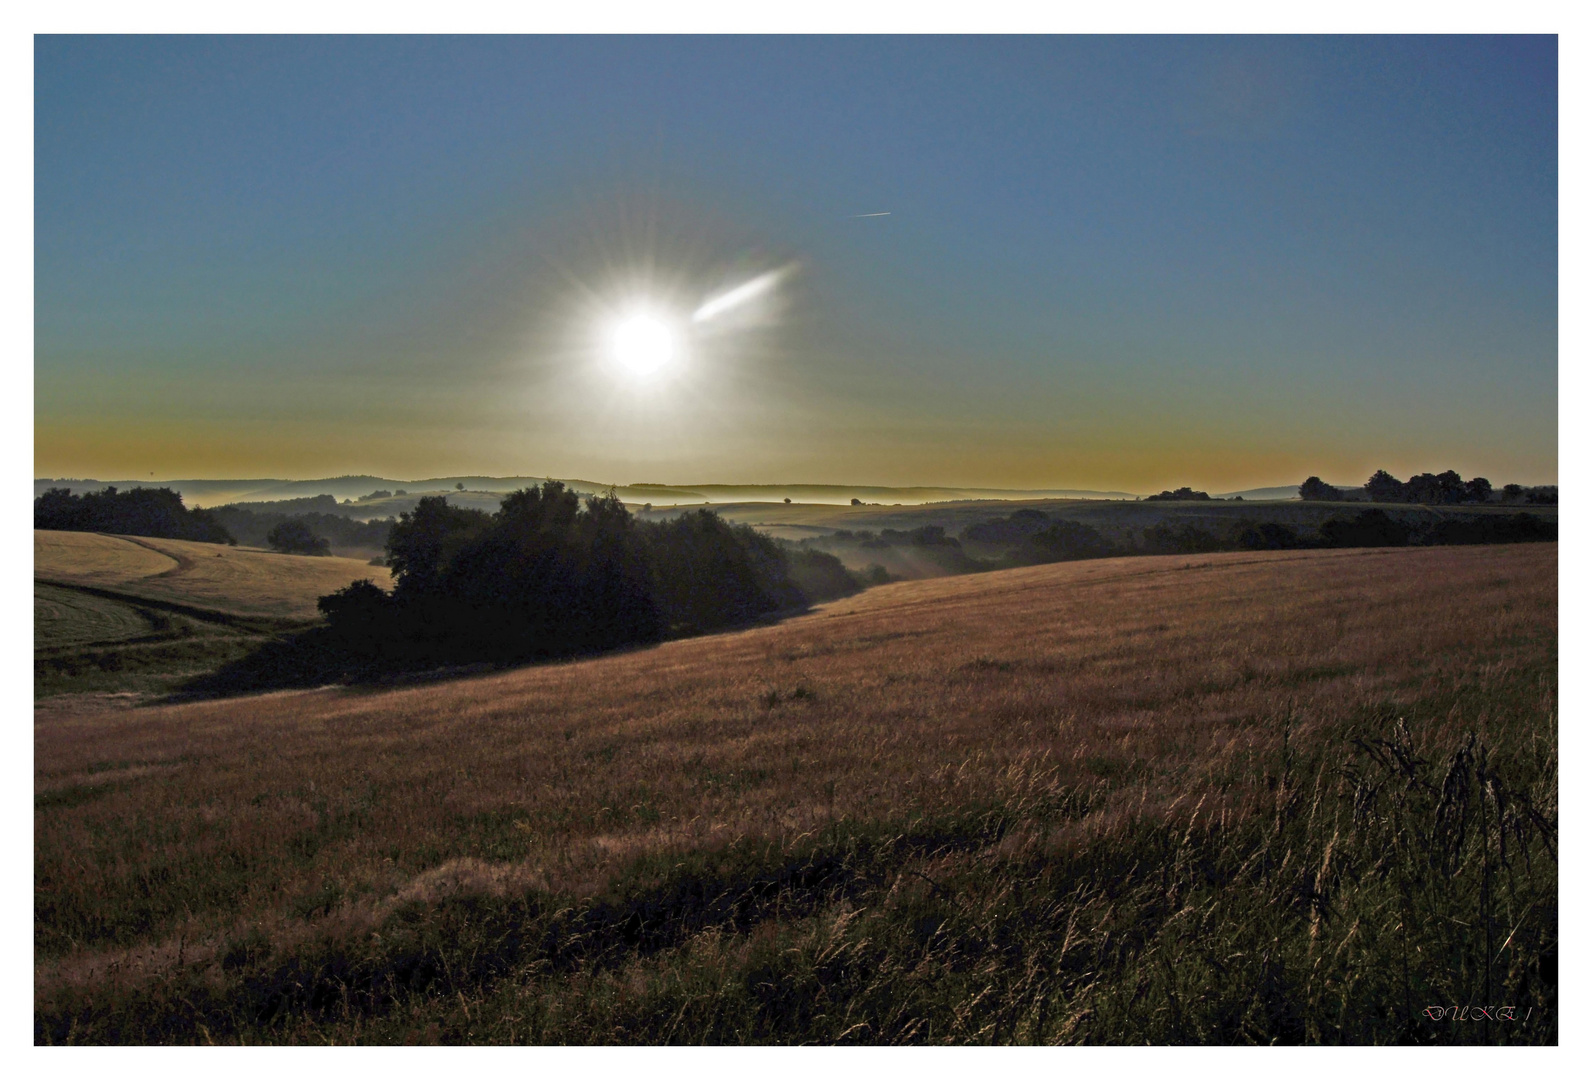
left=34, top=543, right=1557, bottom=1044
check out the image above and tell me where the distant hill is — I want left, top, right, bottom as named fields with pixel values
left=36, top=476, right=1144, bottom=509
left=1211, top=486, right=1305, bottom=501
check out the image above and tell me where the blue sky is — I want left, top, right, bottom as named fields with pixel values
left=34, top=35, right=1557, bottom=489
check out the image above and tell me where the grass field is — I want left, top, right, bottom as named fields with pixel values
left=34, top=530, right=395, bottom=698
left=34, top=544, right=1556, bottom=1044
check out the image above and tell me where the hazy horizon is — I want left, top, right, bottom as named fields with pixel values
left=36, top=36, right=1557, bottom=489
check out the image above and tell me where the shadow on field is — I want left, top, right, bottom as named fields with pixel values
left=167, top=607, right=801, bottom=701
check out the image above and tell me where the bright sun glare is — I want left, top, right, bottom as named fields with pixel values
left=607, top=312, right=679, bottom=377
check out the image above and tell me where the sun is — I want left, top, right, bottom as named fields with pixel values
left=606, top=311, right=680, bottom=378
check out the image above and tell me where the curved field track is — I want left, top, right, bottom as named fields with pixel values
left=35, top=530, right=393, bottom=619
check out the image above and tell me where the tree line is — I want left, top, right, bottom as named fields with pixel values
left=807, top=505, right=1556, bottom=572
left=33, top=486, right=234, bottom=544
left=1301, top=471, right=1556, bottom=504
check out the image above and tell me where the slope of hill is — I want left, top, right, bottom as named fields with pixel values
left=35, top=531, right=392, bottom=619
left=35, top=543, right=1556, bottom=1044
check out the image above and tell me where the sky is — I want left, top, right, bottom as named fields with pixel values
left=33, top=35, right=1558, bottom=491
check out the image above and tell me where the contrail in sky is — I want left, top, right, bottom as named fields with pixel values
left=852, top=211, right=891, bottom=217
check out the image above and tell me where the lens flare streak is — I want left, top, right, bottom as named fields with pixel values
left=691, top=268, right=787, bottom=324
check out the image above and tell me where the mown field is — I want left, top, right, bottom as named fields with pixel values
left=34, top=544, right=1556, bottom=1044
left=35, top=531, right=393, bottom=698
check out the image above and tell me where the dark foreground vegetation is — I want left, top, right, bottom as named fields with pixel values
left=34, top=486, right=233, bottom=544
left=34, top=546, right=1556, bottom=1043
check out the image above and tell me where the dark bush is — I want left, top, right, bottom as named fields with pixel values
left=1319, top=508, right=1410, bottom=548
left=1143, top=522, right=1222, bottom=554
left=1422, top=513, right=1556, bottom=546
left=1019, top=520, right=1117, bottom=562
left=317, top=580, right=394, bottom=640
left=1232, top=521, right=1303, bottom=550
left=1145, top=487, right=1211, bottom=502
left=961, top=512, right=1051, bottom=546
left=781, top=548, right=862, bottom=603
left=266, top=520, right=331, bottom=556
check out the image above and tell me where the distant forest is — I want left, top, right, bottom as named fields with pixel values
left=33, top=486, right=233, bottom=544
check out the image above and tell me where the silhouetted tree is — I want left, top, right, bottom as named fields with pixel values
left=1299, top=477, right=1344, bottom=501
left=1404, top=470, right=1466, bottom=504
left=1145, top=487, right=1212, bottom=502
left=1364, top=470, right=1405, bottom=502
left=385, top=496, right=493, bottom=602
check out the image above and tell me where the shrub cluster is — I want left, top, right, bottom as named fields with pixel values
left=1144, top=487, right=1212, bottom=502
left=33, top=486, right=233, bottom=544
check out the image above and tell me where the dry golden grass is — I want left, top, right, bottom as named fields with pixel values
left=36, top=543, right=1555, bottom=1024
left=34, top=530, right=393, bottom=619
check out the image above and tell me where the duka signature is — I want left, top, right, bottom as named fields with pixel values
left=1423, top=1006, right=1533, bottom=1022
